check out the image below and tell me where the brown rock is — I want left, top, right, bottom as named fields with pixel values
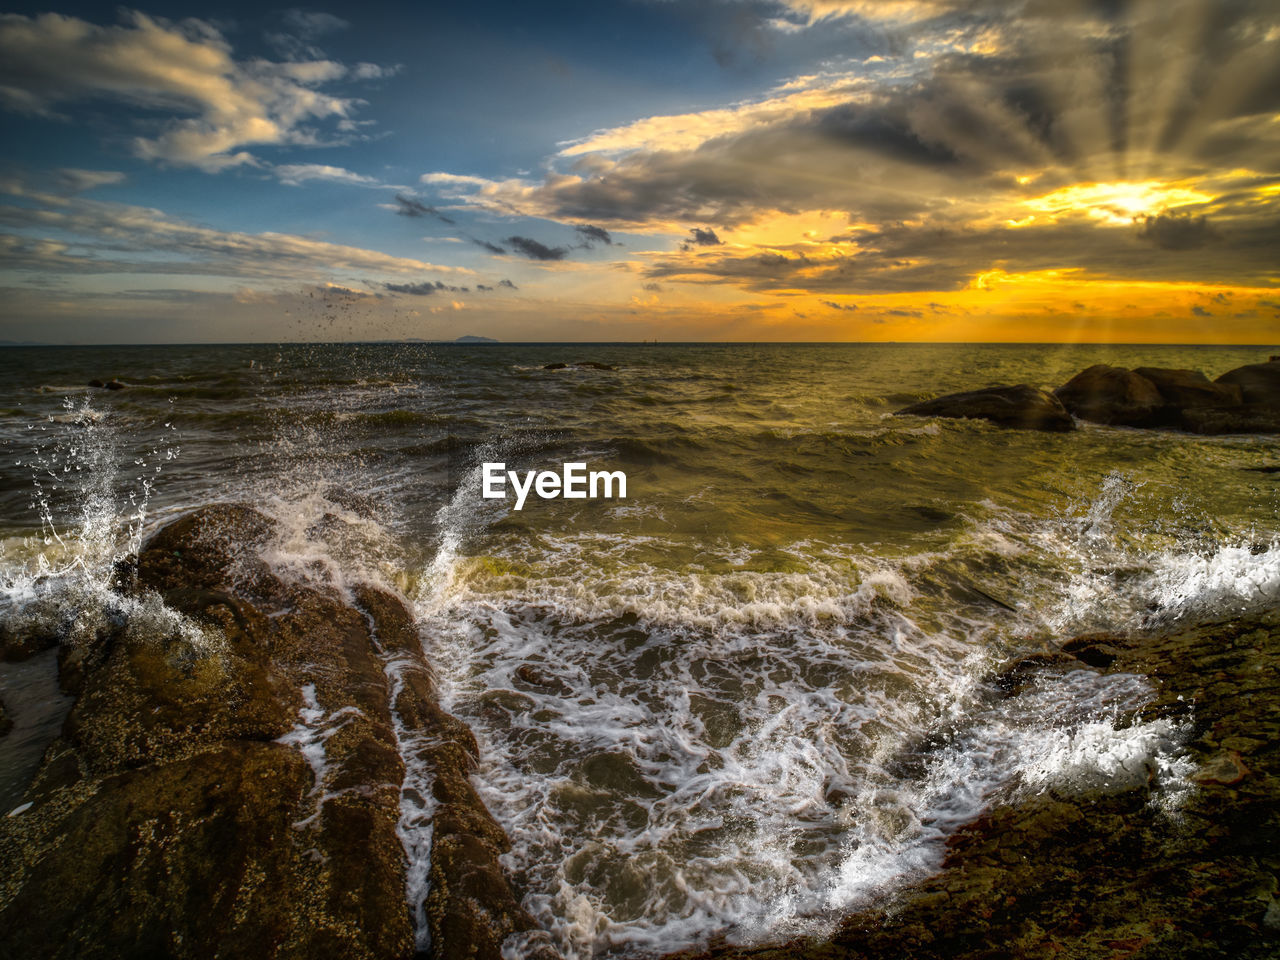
left=1052, top=364, right=1167, bottom=426
left=1, top=618, right=61, bottom=662
left=897, top=385, right=1076, bottom=432
left=1132, top=366, right=1242, bottom=409
left=1179, top=404, right=1280, bottom=434
left=0, top=504, right=536, bottom=960
left=1215, top=360, right=1280, bottom=406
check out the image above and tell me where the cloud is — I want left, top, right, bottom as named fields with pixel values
left=557, top=78, right=862, bottom=157
left=418, top=0, right=1280, bottom=280
left=393, top=193, right=456, bottom=223
left=575, top=224, right=614, bottom=246
left=384, top=280, right=469, bottom=296
left=643, top=282, right=664, bottom=292
left=468, top=236, right=507, bottom=254
left=0, top=11, right=392, bottom=171
left=820, top=299, right=858, bottom=310
left=265, top=9, right=349, bottom=59
left=506, top=236, right=569, bottom=261
left=421, top=172, right=495, bottom=188
left=0, top=185, right=467, bottom=283
left=316, top=282, right=378, bottom=298
left=1191, top=305, right=1212, bottom=317
left=1136, top=212, right=1220, bottom=251
left=687, top=227, right=723, bottom=246
left=498, top=278, right=518, bottom=289
left=276, top=164, right=380, bottom=187
left=55, top=169, right=126, bottom=192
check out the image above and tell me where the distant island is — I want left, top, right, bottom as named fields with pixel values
left=454, top=335, right=499, bottom=343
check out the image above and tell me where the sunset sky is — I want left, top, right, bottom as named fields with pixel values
left=0, top=0, right=1277, bottom=343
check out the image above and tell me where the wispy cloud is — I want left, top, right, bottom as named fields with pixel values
left=390, top=193, right=456, bottom=223
left=0, top=183, right=468, bottom=283
left=276, top=164, right=381, bottom=187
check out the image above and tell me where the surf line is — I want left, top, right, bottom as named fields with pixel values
left=482, top=462, right=626, bottom=511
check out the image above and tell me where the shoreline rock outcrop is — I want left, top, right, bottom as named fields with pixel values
left=897, top=357, right=1280, bottom=433
left=895, top=385, right=1075, bottom=432
left=664, top=612, right=1280, bottom=960
left=0, top=504, right=541, bottom=960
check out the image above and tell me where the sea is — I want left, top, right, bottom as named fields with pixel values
left=1, top=342, right=1277, bottom=958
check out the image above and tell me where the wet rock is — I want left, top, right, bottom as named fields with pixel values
left=543, top=362, right=568, bottom=370
left=1052, top=364, right=1167, bottom=426
left=1179, top=404, right=1280, bottom=435
left=896, top=385, right=1075, bottom=432
left=1216, top=359, right=1280, bottom=406
left=104, top=379, right=125, bottom=390
left=1132, top=366, right=1242, bottom=409
left=0, top=503, right=536, bottom=960
left=87, top=379, right=104, bottom=388
left=0, top=619, right=60, bottom=662
left=991, top=652, right=1081, bottom=695
left=515, top=663, right=572, bottom=694
left=0, top=695, right=10, bottom=738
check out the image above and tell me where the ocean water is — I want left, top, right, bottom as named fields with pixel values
left=1, top=342, right=1277, bottom=957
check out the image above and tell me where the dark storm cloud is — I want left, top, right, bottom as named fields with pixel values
left=506, top=236, right=569, bottom=261
left=1136, top=212, right=1219, bottom=251
left=394, top=194, right=455, bottom=224
left=575, top=224, right=614, bottom=246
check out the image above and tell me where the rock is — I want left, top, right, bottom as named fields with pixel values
left=515, top=663, right=572, bottom=694
left=1215, top=360, right=1280, bottom=407
left=1132, top=366, right=1241, bottom=409
left=1052, top=364, right=1167, bottom=426
left=0, top=695, right=10, bottom=738
left=1, top=619, right=60, bottom=662
left=990, top=652, right=1081, bottom=695
left=896, top=385, right=1075, bottom=432
left=0, top=503, right=536, bottom=960
left=1179, top=404, right=1280, bottom=434
left=103, top=379, right=125, bottom=390
left=87, top=379, right=104, bottom=388
left=544, top=362, right=568, bottom=370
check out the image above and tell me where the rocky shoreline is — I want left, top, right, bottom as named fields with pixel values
left=2, top=506, right=1277, bottom=959
left=665, top=613, right=1280, bottom=960
left=0, top=504, right=548, bottom=960
left=897, top=356, right=1280, bottom=433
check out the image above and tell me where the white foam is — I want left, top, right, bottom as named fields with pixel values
left=401, top=470, right=1215, bottom=959
left=275, top=683, right=367, bottom=829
